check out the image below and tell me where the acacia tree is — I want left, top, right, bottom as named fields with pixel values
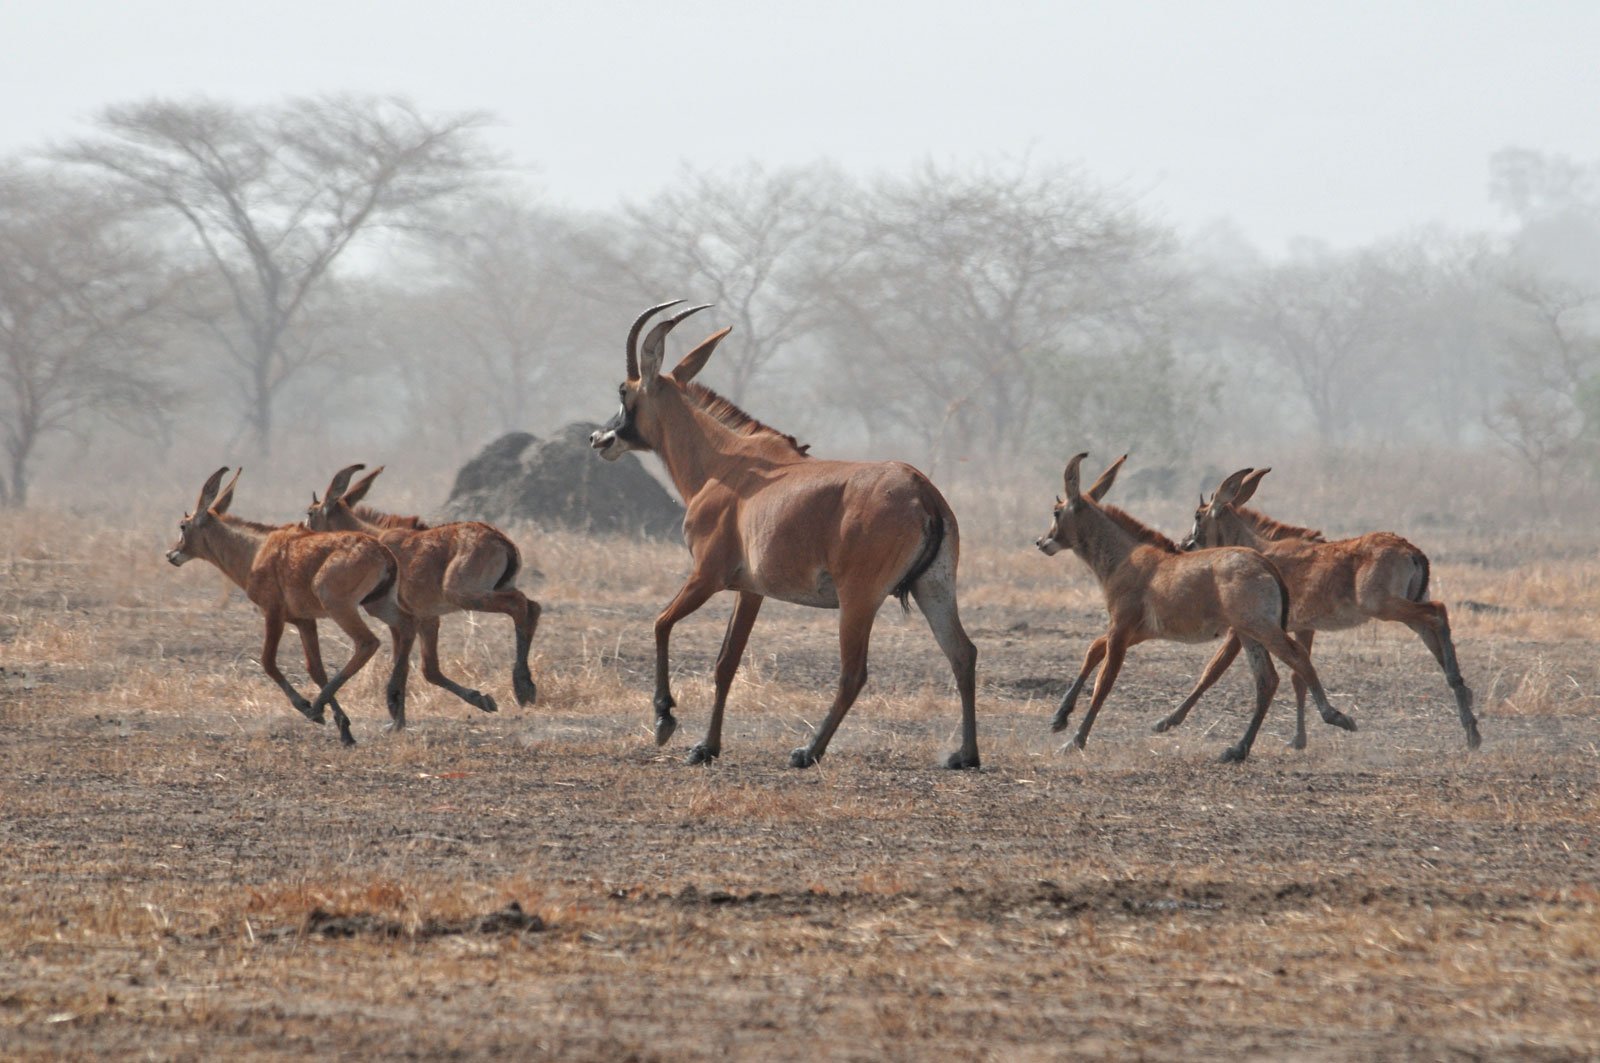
left=0, top=167, right=175, bottom=507
left=56, top=95, right=493, bottom=454
left=618, top=163, right=855, bottom=402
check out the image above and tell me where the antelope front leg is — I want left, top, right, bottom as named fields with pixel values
left=292, top=620, right=347, bottom=729
left=1156, top=634, right=1241, bottom=733
left=651, top=575, right=721, bottom=747
left=261, top=615, right=319, bottom=723
left=308, top=604, right=383, bottom=748
left=1287, top=630, right=1315, bottom=749
left=1051, top=637, right=1107, bottom=733
left=384, top=617, right=418, bottom=731
left=1266, top=630, right=1355, bottom=737
left=1063, top=631, right=1127, bottom=752
left=1220, top=638, right=1279, bottom=763
left=689, top=592, right=763, bottom=765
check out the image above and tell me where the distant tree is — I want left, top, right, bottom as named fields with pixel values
left=618, top=163, right=856, bottom=402
left=56, top=95, right=494, bottom=454
left=1221, top=243, right=1420, bottom=445
left=1483, top=271, right=1600, bottom=506
left=1490, top=147, right=1600, bottom=289
left=0, top=167, right=174, bottom=507
left=403, top=193, right=629, bottom=439
left=811, top=160, right=1183, bottom=469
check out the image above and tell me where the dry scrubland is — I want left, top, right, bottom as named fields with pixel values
left=2, top=499, right=1599, bottom=1062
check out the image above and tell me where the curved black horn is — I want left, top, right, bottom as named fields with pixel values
left=639, top=304, right=713, bottom=378
left=626, top=300, right=684, bottom=380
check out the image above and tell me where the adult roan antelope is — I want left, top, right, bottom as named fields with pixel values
left=303, top=464, right=541, bottom=729
left=588, top=300, right=980, bottom=769
left=166, top=467, right=403, bottom=746
left=1035, top=453, right=1356, bottom=763
left=1162, top=467, right=1479, bottom=750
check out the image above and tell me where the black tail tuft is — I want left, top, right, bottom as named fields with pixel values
left=1410, top=551, right=1431, bottom=603
left=893, top=510, right=944, bottom=614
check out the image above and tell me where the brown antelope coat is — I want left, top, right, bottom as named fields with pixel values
left=166, top=467, right=403, bottom=746
left=1166, top=468, right=1479, bottom=749
left=304, top=464, right=541, bottom=729
left=589, top=301, right=979, bottom=769
left=1036, top=454, right=1356, bottom=762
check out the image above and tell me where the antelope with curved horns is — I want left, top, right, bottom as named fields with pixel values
left=1035, top=453, right=1356, bottom=763
left=166, top=467, right=405, bottom=746
left=589, top=301, right=980, bottom=769
left=304, top=464, right=541, bottom=729
left=1162, top=467, right=1479, bottom=750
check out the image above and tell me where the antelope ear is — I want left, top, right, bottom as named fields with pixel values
left=211, top=468, right=242, bottom=515
left=1062, top=452, right=1090, bottom=506
left=1086, top=453, right=1127, bottom=502
left=1213, top=468, right=1253, bottom=509
left=1234, top=467, right=1270, bottom=506
left=193, top=466, right=230, bottom=517
left=322, top=463, right=366, bottom=506
left=671, top=327, right=732, bottom=384
left=342, top=465, right=384, bottom=506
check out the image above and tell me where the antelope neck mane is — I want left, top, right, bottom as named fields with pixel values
left=684, top=381, right=810, bottom=456
left=1101, top=504, right=1181, bottom=553
left=1235, top=505, right=1324, bottom=542
left=216, top=513, right=281, bottom=535
left=352, top=505, right=428, bottom=530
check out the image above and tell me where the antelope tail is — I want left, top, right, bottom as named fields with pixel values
left=1262, top=557, right=1291, bottom=631
left=1409, top=550, right=1431, bottom=603
left=495, top=540, right=523, bottom=590
left=361, top=556, right=399, bottom=607
left=892, top=481, right=947, bottom=614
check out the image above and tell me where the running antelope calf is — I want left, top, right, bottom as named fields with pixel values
left=1164, top=467, right=1479, bottom=750
left=166, top=467, right=403, bottom=746
left=303, top=464, right=541, bottom=730
left=589, top=301, right=980, bottom=769
left=1035, top=453, right=1355, bottom=763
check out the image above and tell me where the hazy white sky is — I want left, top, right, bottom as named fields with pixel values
left=4, top=0, right=1595, bottom=254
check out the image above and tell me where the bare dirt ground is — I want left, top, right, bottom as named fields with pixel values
left=2, top=514, right=1599, bottom=1061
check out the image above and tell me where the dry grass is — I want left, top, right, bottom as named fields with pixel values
left=2, top=507, right=1599, bottom=1061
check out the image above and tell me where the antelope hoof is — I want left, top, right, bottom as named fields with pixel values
left=1323, top=710, right=1357, bottom=732
left=474, top=692, right=499, bottom=714
left=686, top=743, right=719, bottom=766
left=654, top=712, right=678, bottom=746
left=1057, top=735, right=1087, bottom=755
left=514, top=674, right=538, bottom=707
left=1048, top=706, right=1073, bottom=733
left=1153, top=715, right=1180, bottom=734
left=337, top=720, right=356, bottom=748
left=383, top=716, right=408, bottom=734
left=1219, top=744, right=1249, bottom=764
left=1465, top=721, right=1482, bottom=750
left=788, top=747, right=819, bottom=769
left=1290, top=732, right=1307, bottom=750
left=945, top=749, right=980, bottom=770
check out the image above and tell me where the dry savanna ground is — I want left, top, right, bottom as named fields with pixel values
left=2, top=505, right=1599, bottom=1061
